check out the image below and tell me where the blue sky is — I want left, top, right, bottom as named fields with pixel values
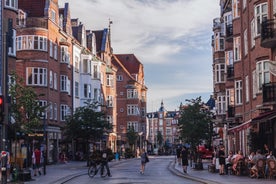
left=59, top=0, right=220, bottom=112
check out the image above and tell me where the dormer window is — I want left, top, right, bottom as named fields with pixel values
left=17, top=9, right=26, bottom=27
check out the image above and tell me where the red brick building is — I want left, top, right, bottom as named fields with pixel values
left=212, top=0, right=276, bottom=155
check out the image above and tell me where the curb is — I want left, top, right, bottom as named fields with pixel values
left=168, top=161, right=222, bottom=184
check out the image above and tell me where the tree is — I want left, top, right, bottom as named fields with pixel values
left=8, top=72, right=46, bottom=168
left=126, top=126, right=138, bottom=153
left=9, top=73, right=46, bottom=134
left=64, top=101, right=112, bottom=157
left=157, top=131, right=163, bottom=147
left=178, top=97, right=213, bottom=167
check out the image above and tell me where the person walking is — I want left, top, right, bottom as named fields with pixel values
left=181, top=146, right=188, bottom=173
left=176, top=146, right=181, bottom=165
left=101, top=149, right=112, bottom=177
left=140, top=148, right=149, bottom=174
left=32, top=148, right=42, bottom=176
left=218, top=145, right=226, bottom=175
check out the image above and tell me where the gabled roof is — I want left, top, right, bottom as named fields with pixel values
left=114, top=54, right=142, bottom=74
left=93, top=28, right=108, bottom=54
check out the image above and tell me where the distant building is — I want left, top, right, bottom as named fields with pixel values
left=146, top=101, right=179, bottom=154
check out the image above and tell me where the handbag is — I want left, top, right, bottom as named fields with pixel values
left=145, top=155, right=149, bottom=163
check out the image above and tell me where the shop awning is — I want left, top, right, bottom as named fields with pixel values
left=228, top=120, right=251, bottom=134
left=251, top=110, right=276, bottom=124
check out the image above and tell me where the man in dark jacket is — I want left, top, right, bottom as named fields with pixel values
left=101, top=149, right=111, bottom=177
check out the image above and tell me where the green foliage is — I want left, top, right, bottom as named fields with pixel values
left=157, top=131, right=163, bottom=146
left=126, top=126, right=138, bottom=148
left=178, top=97, right=213, bottom=151
left=64, top=101, right=112, bottom=142
left=8, top=72, right=46, bottom=134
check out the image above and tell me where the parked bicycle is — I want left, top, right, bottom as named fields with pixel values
left=88, top=160, right=108, bottom=178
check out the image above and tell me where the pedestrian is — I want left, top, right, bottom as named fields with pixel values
left=218, top=145, right=226, bottom=175
left=225, top=150, right=233, bottom=174
left=32, top=148, right=42, bottom=176
left=181, top=146, right=188, bottom=173
left=101, top=149, right=112, bottom=177
left=140, top=148, right=149, bottom=174
left=176, top=146, right=181, bottom=165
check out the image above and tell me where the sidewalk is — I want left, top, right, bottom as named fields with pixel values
left=172, top=159, right=276, bottom=184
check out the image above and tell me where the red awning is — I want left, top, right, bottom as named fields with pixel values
left=228, top=121, right=251, bottom=133
left=251, top=110, right=276, bottom=123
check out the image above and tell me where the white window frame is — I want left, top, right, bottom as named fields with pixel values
left=127, top=89, right=138, bottom=99
left=255, top=3, right=267, bottom=35
left=127, top=121, right=138, bottom=132
left=216, top=95, right=226, bottom=115
left=60, top=46, right=70, bottom=64
left=75, top=81, right=79, bottom=98
left=127, top=104, right=139, bottom=115
left=234, top=36, right=241, bottom=62
left=26, top=67, right=47, bottom=86
left=215, top=63, right=225, bottom=83
left=245, top=75, right=249, bottom=102
left=226, top=88, right=235, bottom=108
left=117, top=75, right=123, bottom=81
left=232, top=0, right=240, bottom=18
left=84, top=84, right=91, bottom=98
left=54, top=72, right=57, bottom=90
left=54, top=103, right=57, bottom=120
left=49, top=70, right=53, bottom=88
left=5, top=0, right=18, bottom=10
left=257, top=60, right=270, bottom=90
left=243, top=29, right=248, bottom=56
left=225, top=50, right=233, bottom=65
left=16, top=35, right=47, bottom=51
left=235, top=80, right=243, bottom=105
left=107, top=95, right=113, bottom=107
left=8, top=29, right=16, bottom=56
left=60, top=104, right=69, bottom=121
left=60, top=75, right=68, bottom=92
left=251, top=19, right=256, bottom=48
left=107, top=74, right=113, bottom=87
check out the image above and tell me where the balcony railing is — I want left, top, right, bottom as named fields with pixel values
left=225, top=24, right=233, bottom=42
left=263, top=83, right=276, bottom=103
left=261, top=19, right=276, bottom=48
left=227, top=65, right=234, bottom=79
left=26, top=17, right=48, bottom=29
left=227, top=105, right=235, bottom=118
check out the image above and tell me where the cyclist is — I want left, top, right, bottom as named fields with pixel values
left=101, top=149, right=112, bottom=177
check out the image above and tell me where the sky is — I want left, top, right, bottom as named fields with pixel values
left=59, top=0, right=220, bottom=112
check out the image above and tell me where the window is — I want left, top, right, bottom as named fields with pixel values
left=50, top=9, right=56, bottom=23
left=127, top=104, right=139, bottom=115
left=8, top=29, right=16, bottom=56
left=92, top=64, right=100, bottom=79
left=245, top=75, right=249, bottom=102
left=257, top=60, right=270, bottom=90
left=107, top=74, right=113, bottom=87
left=60, top=75, right=68, bottom=92
left=127, top=89, right=138, bottom=99
left=107, top=95, right=113, bottom=107
left=54, top=72, right=57, bottom=90
left=243, top=29, right=248, bottom=56
left=83, top=59, right=91, bottom=74
left=234, top=36, right=241, bottom=61
left=251, top=19, right=256, bottom=48
left=54, top=103, right=57, bottom=120
left=84, top=84, right=91, bottom=98
left=60, top=46, right=70, bottom=64
left=252, top=70, right=257, bottom=98
left=243, top=0, right=247, bottom=10
left=127, top=122, right=138, bottom=132
left=16, top=35, right=47, bottom=51
left=54, top=43, right=58, bottom=60
left=26, top=67, right=47, bottom=86
left=226, top=88, right=235, bottom=107
left=93, top=88, right=100, bottom=102
left=117, top=75, right=123, bottom=81
left=166, top=128, right=172, bottom=136
left=49, top=41, right=53, bottom=58
left=49, top=102, right=53, bottom=120
left=39, top=100, right=47, bottom=118
left=217, top=95, right=226, bottom=115
left=235, top=80, right=243, bottom=105
left=75, top=81, right=79, bottom=97
left=215, top=64, right=225, bottom=83
left=255, top=3, right=267, bottom=35
left=60, top=104, right=69, bottom=121
left=214, top=33, right=224, bottom=51
left=5, top=0, right=18, bottom=10
left=224, top=12, right=232, bottom=35
left=17, top=9, right=26, bottom=27
left=232, top=0, right=240, bottom=18
left=49, top=70, right=53, bottom=88
left=75, top=56, right=79, bottom=72
left=225, top=50, right=233, bottom=65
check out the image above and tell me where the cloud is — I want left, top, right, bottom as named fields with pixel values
left=59, top=0, right=220, bottom=111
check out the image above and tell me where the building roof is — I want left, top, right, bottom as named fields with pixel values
left=114, top=54, right=141, bottom=74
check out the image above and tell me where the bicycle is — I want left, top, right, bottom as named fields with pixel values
left=88, top=160, right=108, bottom=178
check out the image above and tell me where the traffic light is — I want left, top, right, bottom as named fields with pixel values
left=0, top=95, right=4, bottom=122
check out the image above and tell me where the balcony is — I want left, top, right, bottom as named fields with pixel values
left=225, top=24, right=233, bottom=42
left=261, top=19, right=276, bottom=48
left=25, top=17, right=48, bottom=29
left=263, top=83, right=276, bottom=103
left=227, top=105, right=235, bottom=118
left=226, top=65, right=234, bottom=79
